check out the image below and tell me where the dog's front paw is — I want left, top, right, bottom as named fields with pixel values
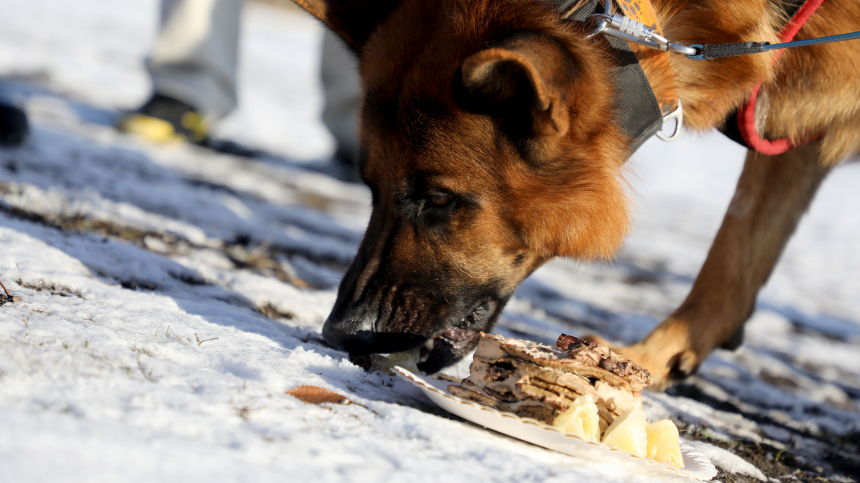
left=625, top=343, right=700, bottom=391
left=582, top=334, right=700, bottom=391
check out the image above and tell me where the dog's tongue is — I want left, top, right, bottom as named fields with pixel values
left=417, top=328, right=481, bottom=374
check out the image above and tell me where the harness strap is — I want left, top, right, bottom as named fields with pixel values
left=554, top=0, right=831, bottom=155
left=614, top=0, right=679, bottom=115
left=556, top=0, right=666, bottom=153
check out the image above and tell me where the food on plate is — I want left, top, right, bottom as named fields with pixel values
left=552, top=394, right=600, bottom=442
left=448, top=332, right=650, bottom=431
left=646, top=419, right=685, bottom=468
left=446, top=332, right=685, bottom=467
left=601, top=405, right=648, bottom=457
left=352, top=347, right=423, bottom=375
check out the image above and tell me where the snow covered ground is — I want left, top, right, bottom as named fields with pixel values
left=0, top=1, right=858, bottom=481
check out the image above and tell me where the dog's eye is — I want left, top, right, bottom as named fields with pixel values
left=427, top=192, right=453, bottom=208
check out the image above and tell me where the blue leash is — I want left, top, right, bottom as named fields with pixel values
left=687, top=30, right=860, bottom=60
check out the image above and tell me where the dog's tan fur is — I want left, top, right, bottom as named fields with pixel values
left=294, top=0, right=860, bottom=387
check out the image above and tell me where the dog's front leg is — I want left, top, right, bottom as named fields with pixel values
left=613, top=143, right=832, bottom=389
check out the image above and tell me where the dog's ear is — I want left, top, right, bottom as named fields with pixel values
left=292, top=0, right=401, bottom=50
left=460, top=35, right=574, bottom=142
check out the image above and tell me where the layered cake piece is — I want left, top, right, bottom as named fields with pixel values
left=448, top=333, right=651, bottom=432
left=447, top=333, right=686, bottom=467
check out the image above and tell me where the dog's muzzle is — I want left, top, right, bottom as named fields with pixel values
left=322, top=298, right=499, bottom=373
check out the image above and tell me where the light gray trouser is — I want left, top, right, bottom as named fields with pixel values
left=147, top=0, right=361, bottom=158
left=147, top=0, right=245, bottom=122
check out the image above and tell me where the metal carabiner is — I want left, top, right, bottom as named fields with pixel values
left=586, top=0, right=685, bottom=142
left=588, top=0, right=698, bottom=56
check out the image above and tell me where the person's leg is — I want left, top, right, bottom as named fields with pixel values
left=121, top=0, right=245, bottom=142
left=148, top=0, right=244, bottom=121
left=320, top=29, right=360, bottom=165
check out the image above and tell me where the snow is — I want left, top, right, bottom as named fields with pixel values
left=687, top=441, right=767, bottom=481
left=1, top=0, right=859, bottom=481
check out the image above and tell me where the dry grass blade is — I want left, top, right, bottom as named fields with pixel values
left=195, top=333, right=218, bottom=346
left=286, top=385, right=350, bottom=405
left=0, top=278, right=10, bottom=298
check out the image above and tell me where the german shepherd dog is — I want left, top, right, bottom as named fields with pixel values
left=292, top=0, right=860, bottom=387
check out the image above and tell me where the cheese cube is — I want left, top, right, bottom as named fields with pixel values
left=553, top=394, right=600, bottom=442
left=601, top=405, right=648, bottom=457
left=646, top=419, right=685, bottom=468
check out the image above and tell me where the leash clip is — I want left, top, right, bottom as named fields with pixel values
left=588, top=0, right=698, bottom=56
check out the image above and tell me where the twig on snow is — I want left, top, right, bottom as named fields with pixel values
left=195, top=333, right=218, bottom=346
left=0, top=278, right=20, bottom=303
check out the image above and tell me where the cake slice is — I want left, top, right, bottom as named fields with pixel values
left=449, top=333, right=651, bottom=429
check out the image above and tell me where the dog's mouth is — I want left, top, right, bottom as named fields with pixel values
left=349, top=299, right=498, bottom=374
left=417, top=298, right=498, bottom=371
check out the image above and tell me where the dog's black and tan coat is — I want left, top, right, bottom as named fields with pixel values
left=291, top=0, right=860, bottom=387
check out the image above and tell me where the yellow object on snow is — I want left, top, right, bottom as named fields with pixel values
left=119, top=112, right=208, bottom=143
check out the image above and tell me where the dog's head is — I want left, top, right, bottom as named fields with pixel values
left=296, top=0, right=630, bottom=372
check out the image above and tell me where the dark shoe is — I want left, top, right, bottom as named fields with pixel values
left=0, top=101, right=29, bottom=146
left=118, top=94, right=209, bottom=143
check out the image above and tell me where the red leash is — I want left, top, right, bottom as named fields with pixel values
left=737, top=0, right=825, bottom=155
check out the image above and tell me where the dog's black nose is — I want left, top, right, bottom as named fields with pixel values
left=322, top=314, right=425, bottom=355
left=321, top=316, right=375, bottom=353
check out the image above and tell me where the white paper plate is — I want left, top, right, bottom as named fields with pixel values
left=395, top=367, right=717, bottom=480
